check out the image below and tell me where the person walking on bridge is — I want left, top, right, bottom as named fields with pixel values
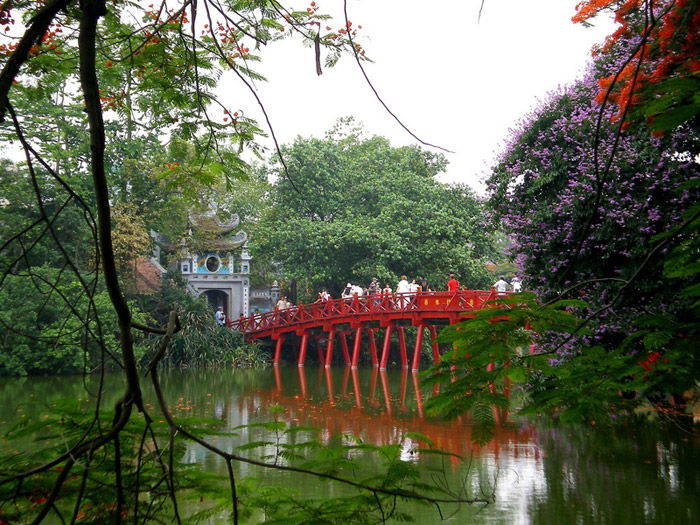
left=446, top=274, right=460, bottom=293
left=494, top=277, right=508, bottom=296
left=368, top=277, right=379, bottom=295
left=396, top=275, right=410, bottom=308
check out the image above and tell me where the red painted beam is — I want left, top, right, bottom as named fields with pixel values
left=379, top=323, right=394, bottom=370
left=412, top=325, right=424, bottom=372
left=325, top=327, right=336, bottom=369
left=368, top=328, right=379, bottom=367
left=273, top=335, right=285, bottom=366
left=429, top=325, right=440, bottom=363
left=351, top=326, right=363, bottom=369
left=298, top=332, right=309, bottom=367
left=339, top=332, right=351, bottom=367
left=397, top=326, right=408, bottom=368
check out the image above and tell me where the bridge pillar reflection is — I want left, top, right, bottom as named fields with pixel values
left=325, top=366, right=335, bottom=404
left=351, top=368, right=363, bottom=408
left=411, top=371, right=425, bottom=418
left=379, top=370, right=392, bottom=416
left=298, top=366, right=308, bottom=398
left=369, top=367, right=378, bottom=404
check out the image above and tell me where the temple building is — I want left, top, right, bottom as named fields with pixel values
left=176, top=212, right=253, bottom=321
left=143, top=210, right=278, bottom=321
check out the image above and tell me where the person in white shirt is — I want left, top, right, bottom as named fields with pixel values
left=511, top=277, right=522, bottom=293
left=494, top=277, right=508, bottom=295
left=215, top=306, right=225, bottom=326
left=396, top=275, right=410, bottom=307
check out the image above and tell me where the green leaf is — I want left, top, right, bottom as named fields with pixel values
left=650, top=103, right=700, bottom=131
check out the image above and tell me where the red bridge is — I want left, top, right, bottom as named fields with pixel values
left=231, top=290, right=504, bottom=371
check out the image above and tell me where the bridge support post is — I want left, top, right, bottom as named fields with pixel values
left=351, top=326, right=363, bottom=369
left=429, top=325, right=440, bottom=363
left=297, top=333, right=309, bottom=367
left=324, top=327, right=336, bottom=368
left=368, top=328, right=379, bottom=367
left=273, top=335, right=285, bottom=366
left=339, top=332, right=351, bottom=367
left=411, top=325, right=425, bottom=372
left=379, top=323, right=394, bottom=370
left=397, top=326, right=408, bottom=368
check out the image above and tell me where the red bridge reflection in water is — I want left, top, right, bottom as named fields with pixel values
left=232, top=290, right=510, bottom=371
left=235, top=366, right=538, bottom=464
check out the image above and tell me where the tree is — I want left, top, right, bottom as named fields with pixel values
left=254, top=120, right=497, bottom=299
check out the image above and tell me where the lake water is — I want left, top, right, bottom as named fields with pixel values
left=1, top=366, right=698, bottom=524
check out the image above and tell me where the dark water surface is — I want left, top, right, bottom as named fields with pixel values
left=1, top=367, right=698, bottom=524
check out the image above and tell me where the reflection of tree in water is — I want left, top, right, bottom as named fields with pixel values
left=528, top=424, right=700, bottom=524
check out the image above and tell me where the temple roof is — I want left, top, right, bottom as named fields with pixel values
left=187, top=211, right=248, bottom=250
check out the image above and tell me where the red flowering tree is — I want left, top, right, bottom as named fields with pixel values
left=573, top=0, right=700, bottom=130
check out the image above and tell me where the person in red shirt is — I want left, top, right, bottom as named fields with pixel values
left=446, top=274, right=460, bottom=292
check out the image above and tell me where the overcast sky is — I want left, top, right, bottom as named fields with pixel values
left=222, top=0, right=615, bottom=194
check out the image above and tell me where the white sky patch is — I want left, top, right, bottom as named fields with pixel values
left=218, top=0, right=616, bottom=194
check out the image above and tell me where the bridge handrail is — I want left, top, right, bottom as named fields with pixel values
left=231, top=289, right=510, bottom=334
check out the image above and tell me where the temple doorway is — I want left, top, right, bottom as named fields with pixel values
left=202, top=290, right=229, bottom=319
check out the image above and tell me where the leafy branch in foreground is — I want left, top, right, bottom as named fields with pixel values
left=0, top=400, right=491, bottom=523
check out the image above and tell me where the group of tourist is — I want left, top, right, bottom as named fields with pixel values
left=225, top=274, right=525, bottom=326
left=276, top=295, right=293, bottom=310
left=493, top=276, right=522, bottom=293
left=327, top=275, right=432, bottom=302
left=313, top=274, right=524, bottom=303
left=222, top=274, right=525, bottom=325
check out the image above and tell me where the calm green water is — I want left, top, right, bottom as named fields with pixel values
left=1, top=367, right=698, bottom=524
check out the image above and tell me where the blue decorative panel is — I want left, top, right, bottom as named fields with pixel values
left=196, top=252, right=233, bottom=274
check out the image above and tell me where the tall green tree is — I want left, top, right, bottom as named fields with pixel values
left=254, top=121, right=497, bottom=299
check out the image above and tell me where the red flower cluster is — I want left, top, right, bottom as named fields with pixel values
left=574, top=0, right=700, bottom=126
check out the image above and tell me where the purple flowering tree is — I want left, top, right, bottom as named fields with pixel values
left=484, top=39, right=699, bottom=408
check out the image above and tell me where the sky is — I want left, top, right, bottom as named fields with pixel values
left=220, top=0, right=616, bottom=194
